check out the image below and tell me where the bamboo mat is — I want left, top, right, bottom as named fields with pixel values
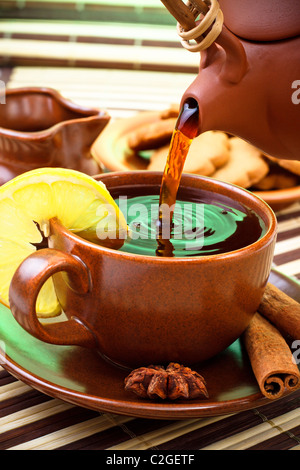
left=0, top=15, right=198, bottom=73
left=0, top=66, right=300, bottom=450
left=1, top=364, right=300, bottom=450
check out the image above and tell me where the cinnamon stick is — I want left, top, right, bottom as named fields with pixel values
left=258, top=283, right=300, bottom=340
left=242, top=313, right=300, bottom=400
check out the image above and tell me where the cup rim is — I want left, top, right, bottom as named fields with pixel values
left=53, top=171, right=277, bottom=264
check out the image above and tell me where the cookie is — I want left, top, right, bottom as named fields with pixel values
left=212, top=137, right=269, bottom=188
left=148, top=131, right=230, bottom=175
left=253, top=165, right=299, bottom=190
left=127, top=117, right=177, bottom=152
left=147, top=144, right=169, bottom=171
left=160, top=103, right=180, bottom=120
left=274, top=159, right=300, bottom=177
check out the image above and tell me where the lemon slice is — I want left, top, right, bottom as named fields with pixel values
left=0, top=168, right=127, bottom=317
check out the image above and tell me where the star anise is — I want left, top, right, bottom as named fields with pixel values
left=124, top=362, right=209, bottom=400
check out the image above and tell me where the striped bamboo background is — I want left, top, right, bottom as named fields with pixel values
left=0, top=1, right=300, bottom=450
left=1, top=364, right=300, bottom=450
left=0, top=0, right=199, bottom=73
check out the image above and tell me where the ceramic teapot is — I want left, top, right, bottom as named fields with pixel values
left=161, top=0, right=300, bottom=160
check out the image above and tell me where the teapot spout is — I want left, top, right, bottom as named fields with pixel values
left=180, top=26, right=248, bottom=137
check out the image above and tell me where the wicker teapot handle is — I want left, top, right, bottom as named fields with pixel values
left=161, top=0, right=224, bottom=52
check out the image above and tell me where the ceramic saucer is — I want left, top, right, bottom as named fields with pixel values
left=0, top=269, right=299, bottom=419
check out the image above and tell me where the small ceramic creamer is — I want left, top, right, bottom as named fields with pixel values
left=0, top=87, right=110, bottom=185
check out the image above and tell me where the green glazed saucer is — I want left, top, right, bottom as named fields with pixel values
left=0, top=268, right=299, bottom=419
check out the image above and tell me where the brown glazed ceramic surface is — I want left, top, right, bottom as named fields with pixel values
left=169, top=0, right=300, bottom=163
left=9, top=172, right=277, bottom=369
left=1, top=269, right=299, bottom=419
left=219, top=0, right=300, bottom=41
left=0, top=87, right=110, bottom=185
left=181, top=27, right=300, bottom=161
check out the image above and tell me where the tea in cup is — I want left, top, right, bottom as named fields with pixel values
left=9, top=171, right=277, bottom=368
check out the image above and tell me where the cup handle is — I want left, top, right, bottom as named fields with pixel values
left=9, top=248, right=97, bottom=349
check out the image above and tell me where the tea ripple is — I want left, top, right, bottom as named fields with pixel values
left=115, top=195, right=264, bottom=257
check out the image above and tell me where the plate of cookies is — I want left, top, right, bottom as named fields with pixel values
left=92, top=105, right=300, bottom=212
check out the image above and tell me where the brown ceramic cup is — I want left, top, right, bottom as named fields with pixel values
left=9, top=172, right=277, bottom=369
